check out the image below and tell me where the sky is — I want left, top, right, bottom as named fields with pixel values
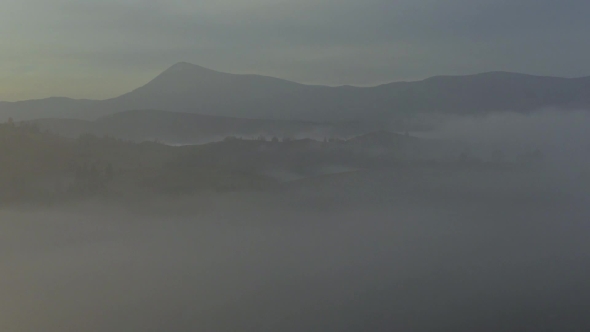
left=1, top=0, right=590, bottom=101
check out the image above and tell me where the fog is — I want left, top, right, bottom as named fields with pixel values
left=2, top=110, right=590, bottom=331
left=2, top=166, right=590, bottom=332
left=419, top=110, right=590, bottom=163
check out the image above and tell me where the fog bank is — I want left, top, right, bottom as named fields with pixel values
left=1, top=179, right=589, bottom=331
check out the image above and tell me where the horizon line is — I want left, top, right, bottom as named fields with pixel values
left=1, top=62, right=589, bottom=103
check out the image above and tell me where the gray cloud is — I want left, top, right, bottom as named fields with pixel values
left=1, top=0, right=590, bottom=100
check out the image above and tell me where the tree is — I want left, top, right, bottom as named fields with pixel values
left=28, top=123, right=40, bottom=134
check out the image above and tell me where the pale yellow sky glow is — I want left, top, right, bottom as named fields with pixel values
left=0, top=67, right=160, bottom=101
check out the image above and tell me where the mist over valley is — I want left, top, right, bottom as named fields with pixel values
left=1, top=61, right=590, bottom=331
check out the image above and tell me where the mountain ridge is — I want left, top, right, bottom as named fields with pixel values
left=2, top=62, right=590, bottom=124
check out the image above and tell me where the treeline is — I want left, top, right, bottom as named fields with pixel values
left=0, top=121, right=130, bottom=201
left=0, top=119, right=73, bottom=201
left=0, top=119, right=551, bottom=204
left=0, top=122, right=276, bottom=203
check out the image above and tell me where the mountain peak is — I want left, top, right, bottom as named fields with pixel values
left=127, top=62, right=229, bottom=95
left=163, top=62, right=220, bottom=75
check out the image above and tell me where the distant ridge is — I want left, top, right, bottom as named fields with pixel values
left=2, top=62, right=590, bottom=124
left=28, top=109, right=359, bottom=145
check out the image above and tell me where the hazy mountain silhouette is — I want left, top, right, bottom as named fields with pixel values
left=2, top=63, right=590, bottom=124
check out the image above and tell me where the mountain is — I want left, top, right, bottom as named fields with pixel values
left=2, top=63, right=590, bottom=124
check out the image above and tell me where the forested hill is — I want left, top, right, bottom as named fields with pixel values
left=0, top=119, right=552, bottom=205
